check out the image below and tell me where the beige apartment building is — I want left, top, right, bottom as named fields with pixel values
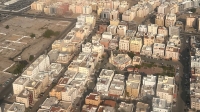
left=158, top=26, right=168, bottom=37
left=129, top=37, right=143, bottom=53
left=155, top=13, right=165, bottom=26
left=16, top=89, right=33, bottom=108
left=122, top=10, right=135, bottom=21
left=110, top=10, right=119, bottom=20
left=126, top=74, right=141, bottom=98
left=85, top=93, right=101, bottom=106
left=143, top=33, right=155, bottom=45
left=186, top=15, right=197, bottom=28
left=119, top=36, right=130, bottom=51
left=13, top=76, right=30, bottom=95
left=110, top=19, right=120, bottom=26
left=49, top=85, right=64, bottom=100
left=117, top=25, right=127, bottom=36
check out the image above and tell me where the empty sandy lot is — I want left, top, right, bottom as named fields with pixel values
left=0, top=16, right=70, bottom=71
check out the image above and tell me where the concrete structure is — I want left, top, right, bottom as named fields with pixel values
left=102, top=32, right=112, bottom=40
left=109, top=52, right=132, bottom=70
left=96, top=69, right=115, bottom=94
left=152, top=43, right=166, bottom=58
left=157, top=76, right=176, bottom=103
left=25, top=80, right=42, bottom=99
left=61, top=86, right=77, bottom=102
left=169, top=26, right=180, bottom=36
left=7, top=102, right=25, bottom=112
left=165, top=13, right=176, bottom=27
left=117, top=25, right=127, bottom=36
left=144, top=33, right=155, bottom=45
left=132, top=56, right=141, bottom=66
left=165, top=41, right=180, bottom=60
left=152, top=97, right=172, bottom=112
left=110, top=10, right=119, bottom=20
left=158, top=26, right=168, bottom=37
left=13, top=76, right=30, bottom=95
left=85, top=93, right=101, bottom=106
left=186, top=15, right=197, bottom=28
left=107, top=25, right=117, bottom=35
left=140, top=45, right=153, bottom=57
left=118, top=102, right=134, bottom=112
left=129, top=37, right=142, bottom=53
left=119, top=36, right=130, bottom=51
left=136, top=102, right=150, bottom=112
left=138, top=25, right=148, bottom=33
left=118, top=1, right=129, bottom=13
left=155, top=13, right=165, bottom=26
left=41, top=97, right=58, bottom=109
left=148, top=24, right=158, bottom=35
left=155, top=34, right=165, bottom=43
left=141, top=75, right=157, bottom=98
left=109, top=74, right=125, bottom=96
left=126, top=74, right=141, bottom=98
left=122, top=10, right=135, bottom=21
left=16, top=89, right=33, bottom=108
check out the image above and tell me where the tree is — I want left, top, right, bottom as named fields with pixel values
left=29, top=55, right=34, bottom=61
left=190, top=8, right=196, bottom=13
left=30, top=33, right=35, bottom=38
left=116, top=47, right=119, bottom=50
left=127, top=52, right=134, bottom=59
left=5, top=25, right=9, bottom=29
left=42, top=29, right=60, bottom=38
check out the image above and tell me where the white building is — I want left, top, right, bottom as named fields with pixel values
left=152, top=97, right=172, bottom=112
left=102, top=32, right=113, bottom=40
left=41, top=97, right=58, bottom=109
left=148, top=24, right=158, bottom=35
left=138, top=25, right=148, bottom=33
left=61, top=86, right=78, bottom=102
left=7, top=102, right=25, bottom=112
left=119, top=36, right=130, bottom=51
left=191, top=56, right=200, bottom=68
left=141, top=75, right=157, bottom=97
left=165, top=42, right=180, bottom=60
left=153, top=43, right=166, bottom=58
left=96, top=69, right=115, bottom=94
left=169, top=26, right=180, bottom=36
left=13, top=76, right=30, bottom=95
left=140, top=45, right=153, bottom=57
left=107, top=25, right=117, bottom=35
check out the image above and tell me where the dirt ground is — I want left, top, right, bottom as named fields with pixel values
left=0, top=16, right=70, bottom=71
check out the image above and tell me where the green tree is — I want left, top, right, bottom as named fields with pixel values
left=30, top=33, right=35, bottom=38
left=29, top=55, right=34, bottom=61
left=127, top=52, right=134, bottom=59
left=190, top=8, right=196, bottom=13
left=5, top=25, right=9, bottom=29
left=43, top=29, right=54, bottom=38
left=116, top=47, right=119, bottom=50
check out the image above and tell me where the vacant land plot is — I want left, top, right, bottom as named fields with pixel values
left=0, top=16, right=70, bottom=71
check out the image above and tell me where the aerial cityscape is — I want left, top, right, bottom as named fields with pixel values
left=0, top=0, right=199, bottom=111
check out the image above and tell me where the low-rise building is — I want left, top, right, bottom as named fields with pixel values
left=155, top=34, right=165, bottom=43
left=169, top=26, right=180, bottom=36
left=61, top=86, right=78, bottom=102
left=107, top=25, right=117, bottom=35
left=117, top=25, right=127, bottom=36
left=186, top=15, right=197, bottom=28
left=109, top=74, right=125, bottom=97
left=25, top=80, right=42, bottom=99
